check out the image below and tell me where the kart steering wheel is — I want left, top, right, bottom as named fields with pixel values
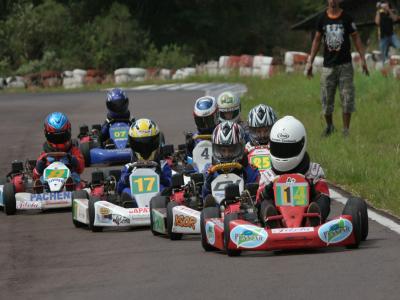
left=208, top=162, right=243, bottom=174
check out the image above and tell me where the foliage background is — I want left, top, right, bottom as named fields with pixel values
left=0, top=0, right=327, bottom=74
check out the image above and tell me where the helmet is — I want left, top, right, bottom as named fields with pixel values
left=269, top=116, right=307, bottom=172
left=128, top=118, right=160, bottom=161
left=193, top=96, right=219, bottom=133
left=212, top=121, right=245, bottom=164
left=106, top=88, right=129, bottom=114
left=44, top=112, right=72, bottom=152
left=247, top=104, right=278, bottom=145
left=217, top=91, right=241, bottom=122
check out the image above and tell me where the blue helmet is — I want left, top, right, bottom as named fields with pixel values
left=193, top=96, right=219, bottom=133
left=44, top=112, right=72, bottom=150
left=106, top=88, right=129, bottom=114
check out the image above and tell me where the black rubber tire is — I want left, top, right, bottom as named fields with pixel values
left=150, top=196, right=168, bottom=236
left=343, top=198, right=363, bottom=249
left=346, top=197, right=368, bottom=241
left=167, top=201, right=183, bottom=240
left=88, top=196, right=103, bottom=232
left=72, top=190, right=88, bottom=228
left=3, top=183, right=16, bottom=215
left=259, top=200, right=276, bottom=228
left=224, top=213, right=241, bottom=256
left=80, top=142, right=91, bottom=167
left=200, top=207, right=220, bottom=251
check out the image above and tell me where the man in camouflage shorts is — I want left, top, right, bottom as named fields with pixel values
left=306, top=0, right=369, bottom=137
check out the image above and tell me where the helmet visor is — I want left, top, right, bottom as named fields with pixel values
left=270, top=137, right=305, bottom=159
left=107, top=98, right=128, bottom=113
left=249, top=127, right=271, bottom=145
left=213, top=143, right=243, bottom=162
left=194, top=115, right=217, bottom=132
left=46, top=130, right=71, bottom=144
left=130, top=134, right=160, bottom=160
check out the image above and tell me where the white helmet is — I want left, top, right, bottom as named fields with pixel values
left=212, top=121, right=245, bottom=164
left=217, top=91, right=241, bottom=123
left=193, top=96, right=219, bottom=133
left=269, top=116, right=307, bottom=172
left=247, top=104, right=278, bottom=145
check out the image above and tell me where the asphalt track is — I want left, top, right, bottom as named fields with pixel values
left=0, top=90, right=399, bottom=300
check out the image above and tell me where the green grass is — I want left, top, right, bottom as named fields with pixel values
left=2, top=71, right=399, bottom=216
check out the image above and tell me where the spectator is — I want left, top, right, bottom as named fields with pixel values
left=375, top=1, right=400, bottom=63
left=306, top=0, right=369, bottom=137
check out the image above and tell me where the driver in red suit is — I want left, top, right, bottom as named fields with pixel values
left=33, top=112, right=85, bottom=186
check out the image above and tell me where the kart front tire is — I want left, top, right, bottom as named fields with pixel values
left=3, top=183, right=16, bottom=215
left=224, top=213, right=241, bottom=256
left=343, top=198, right=364, bottom=249
left=200, top=207, right=220, bottom=251
left=88, top=196, right=103, bottom=232
left=150, top=196, right=168, bottom=236
left=72, top=190, right=88, bottom=228
left=167, top=201, right=183, bottom=240
left=80, top=142, right=91, bottom=167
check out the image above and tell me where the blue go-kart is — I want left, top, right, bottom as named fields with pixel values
left=78, top=122, right=131, bottom=167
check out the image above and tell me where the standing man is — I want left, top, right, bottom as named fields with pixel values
left=306, top=0, right=369, bottom=137
left=375, top=1, right=400, bottom=64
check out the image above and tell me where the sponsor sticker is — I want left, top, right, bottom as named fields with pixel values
left=99, top=207, right=111, bottom=215
left=17, top=201, right=41, bottom=209
left=174, top=215, right=196, bottom=230
left=271, top=227, right=314, bottom=234
left=318, top=218, right=353, bottom=244
left=30, top=192, right=72, bottom=202
left=205, top=221, right=216, bottom=245
left=152, top=210, right=165, bottom=233
left=230, top=225, right=268, bottom=249
left=112, top=214, right=130, bottom=225
left=128, top=207, right=150, bottom=214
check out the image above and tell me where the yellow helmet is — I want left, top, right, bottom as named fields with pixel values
left=128, top=118, right=160, bottom=160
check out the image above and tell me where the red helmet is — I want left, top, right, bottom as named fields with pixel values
left=44, top=112, right=72, bottom=152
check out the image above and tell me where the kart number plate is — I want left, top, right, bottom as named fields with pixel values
left=130, top=175, right=159, bottom=194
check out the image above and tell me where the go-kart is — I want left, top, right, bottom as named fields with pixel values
left=201, top=173, right=368, bottom=256
left=247, top=145, right=271, bottom=173
left=0, top=152, right=84, bottom=215
left=149, top=162, right=247, bottom=240
left=79, top=122, right=131, bottom=166
left=72, top=161, right=161, bottom=232
left=149, top=172, right=204, bottom=240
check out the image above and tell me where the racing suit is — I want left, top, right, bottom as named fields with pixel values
left=201, top=156, right=259, bottom=200
left=117, top=154, right=172, bottom=206
left=256, top=152, right=331, bottom=221
left=100, top=111, right=133, bottom=146
left=33, top=142, right=85, bottom=184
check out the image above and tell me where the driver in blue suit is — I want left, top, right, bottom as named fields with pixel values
left=202, top=121, right=259, bottom=206
left=100, top=88, right=134, bottom=146
left=117, top=118, right=172, bottom=206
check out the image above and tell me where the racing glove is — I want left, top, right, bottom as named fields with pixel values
left=35, top=157, right=47, bottom=174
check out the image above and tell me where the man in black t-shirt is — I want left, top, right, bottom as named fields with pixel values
left=375, top=1, right=400, bottom=63
left=306, top=0, right=369, bottom=137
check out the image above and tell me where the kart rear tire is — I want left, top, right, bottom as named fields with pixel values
left=80, top=142, right=91, bottom=167
left=167, top=201, right=183, bottom=240
left=88, top=196, right=103, bottom=232
left=224, top=213, right=241, bottom=256
left=150, top=196, right=168, bottom=236
left=3, top=183, right=16, bottom=215
left=72, top=190, right=88, bottom=228
left=200, top=207, right=220, bottom=251
left=343, top=198, right=363, bottom=249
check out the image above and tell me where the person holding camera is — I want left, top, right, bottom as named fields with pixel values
left=375, top=1, right=400, bottom=63
left=306, top=0, right=369, bottom=137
